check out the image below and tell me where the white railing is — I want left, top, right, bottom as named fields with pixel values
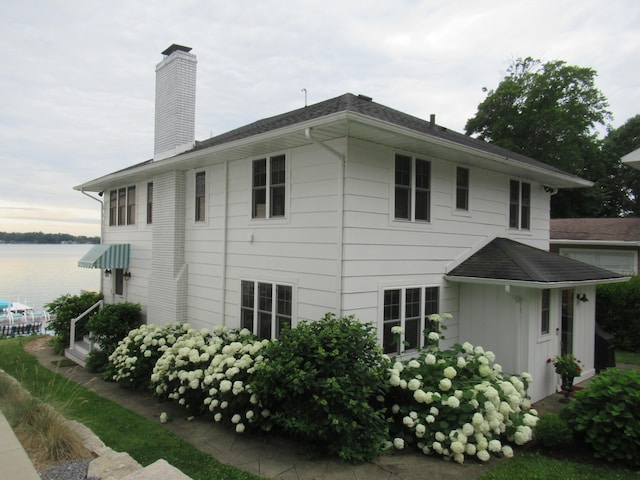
left=70, top=300, right=103, bottom=351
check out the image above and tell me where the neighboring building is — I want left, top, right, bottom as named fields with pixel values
left=75, top=45, right=626, bottom=402
left=551, top=218, right=640, bottom=275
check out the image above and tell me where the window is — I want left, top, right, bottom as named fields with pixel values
left=109, top=191, right=117, bottom=226
left=109, top=186, right=136, bottom=226
left=252, top=155, right=286, bottom=219
left=383, top=286, right=439, bottom=354
left=394, top=154, right=430, bottom=222
left=127, top=186, right=136, bottom=225
left=509, top=180, right=530, bottom=230
left=541, top=289, right=550, bottom=335
left=195, top=171, right=206, bottom=222
left=241, top=280, right=292, bottom=339
left=456, top=167, right=469, bottom=210
left=146, top=182, right=153, bottom=224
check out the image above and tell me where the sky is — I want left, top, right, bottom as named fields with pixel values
left=1, top=1, right=638, bottom=237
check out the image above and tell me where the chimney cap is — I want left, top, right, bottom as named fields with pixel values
left=161, top=44, right=192, bottom=56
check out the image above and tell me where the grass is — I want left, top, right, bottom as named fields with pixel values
left=616, top=349, right=640, bottom=365
left=0, top=373, right=91, bottom=469
left=0, top=336, right=263, bottom=480
left=477, top=451, right=638, bottom=480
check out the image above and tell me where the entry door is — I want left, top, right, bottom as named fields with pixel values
left=561, top=288, right=574, bottom=355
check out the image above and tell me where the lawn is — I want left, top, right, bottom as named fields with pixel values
left=616, top=349, right=640, bottom=365
left=0, top=336, right=263, bottom=480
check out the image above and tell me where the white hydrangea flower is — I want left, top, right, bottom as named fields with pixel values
left=425, top=353, right=436, bottom=365
left=443, top=366, right=457, bottom=379
left=408, top=378, right=421, bottom=391
left=393, top=438, right=405, bottom=450
left=477, top=449, right=490, bottom=462
left=408, top=359, right=420, bottom=369
left=439, top=378, right=452, bottom=391
left=447, top=396, right=460, bottom=408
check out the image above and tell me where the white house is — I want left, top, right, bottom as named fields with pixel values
left=75, top=45, right=626, bottom=402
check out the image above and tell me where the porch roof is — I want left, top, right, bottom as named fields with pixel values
left=445, top=237, right=628, bottom=288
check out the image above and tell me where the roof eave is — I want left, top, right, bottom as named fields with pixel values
left=551, top=239, right=640, bottom=247
left=444, top=275, right=630, bottom=289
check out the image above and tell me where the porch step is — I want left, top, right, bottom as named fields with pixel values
left=64, top=336, right=93, bottom=368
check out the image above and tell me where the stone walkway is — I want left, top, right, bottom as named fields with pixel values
left=19, top=337, right=591, bottom=479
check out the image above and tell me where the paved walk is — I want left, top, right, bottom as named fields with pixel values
left=26, top=337, right=507, bottom=480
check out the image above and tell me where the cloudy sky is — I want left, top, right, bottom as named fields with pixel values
left=1, top=1, right=638, bottom=237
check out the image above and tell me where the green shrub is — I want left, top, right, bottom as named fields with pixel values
left=85, top=303, right=142, bottom=373
left=562, top=368, right=640, bottom=467
left=597, top=276, right=640, bottom=351
left=45, top=292, right=103, bottom=354
left=250, top=313, right=390, bottom=462
left=534, top=414, right=572, bottom=449
left=106, top=323, right=190, bottom=388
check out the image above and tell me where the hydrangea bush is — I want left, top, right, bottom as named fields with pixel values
left=107, top=323, right=190, bottom=389
left=385, top=314, right=538, bottom=464
left=150, top=325, right=270, bottom=432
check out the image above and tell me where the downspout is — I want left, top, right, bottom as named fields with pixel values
left=81, top=190, right=104, bottom=292
left=305, top=127, right=346, bottom=315
left=221, top=160, right=229, bottom=326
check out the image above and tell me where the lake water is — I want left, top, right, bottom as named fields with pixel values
left=0, top=244, right=101, bottom=312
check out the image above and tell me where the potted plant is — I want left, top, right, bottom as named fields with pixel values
left=547, top=354, right=582, bottom=403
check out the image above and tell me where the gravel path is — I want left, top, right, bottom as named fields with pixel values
left=38, top=459, right=97, bottom=480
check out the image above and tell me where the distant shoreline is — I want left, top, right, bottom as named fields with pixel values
left=0, top=232, right=100, bottom=244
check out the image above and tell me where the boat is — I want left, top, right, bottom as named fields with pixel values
left=0, top=299, right=49, bottom=336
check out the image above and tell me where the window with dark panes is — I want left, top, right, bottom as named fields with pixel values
left=456, top=167, right=469, bottom=210
left=118, top=188, right=127, bottom=225
left=509, top=180, right=531, bottom=230
left=252, top=159, right=267, bottom=218
left=109, top=191, right=117, bottom=226
left=541, top=289, right=550, bottom=335
left=241, top=280, right=292, bottom=339
left=270, top=155, right=286, bottom=217
left=146, top=182, right=153, bottom=224
left=394, top=154, right=430, bottom=222
left=394, top=154, right=412, bottom=220
left=383, top=286, right=440, bottom=354
left=195, top=171, right=206, bottom=222
left=127, top=186, right=136, bottom=225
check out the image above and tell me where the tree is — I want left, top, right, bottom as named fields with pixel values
left=465, top=57, right=612, bottom=217
left=599, top=115, right=640, bottom=216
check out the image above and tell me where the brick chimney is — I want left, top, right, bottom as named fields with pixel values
left=154, top=44, right=197, bottom=161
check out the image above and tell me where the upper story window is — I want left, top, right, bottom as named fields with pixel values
left=394, top=154, right=430, bottom=222
left=109, top=186, right=136, bottom=226
left=195, top=171, right=206, bottom=222
left=456, top=167, right=469, bottom=211
left=541, top=289, right=551, bottom=336
left=146, top=182, right=153, bottom=224
left=509, top=180, right=530, bottom=230
left=383, top=286, right=439, bottom=354
left=252, top=154, right=286, bottom=219
left=241, top=280, right=292, bottom=339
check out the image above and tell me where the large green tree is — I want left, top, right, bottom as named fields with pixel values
left=465, top=57, right=612, bottom=217
left=599, top=115, right=640, bottom=216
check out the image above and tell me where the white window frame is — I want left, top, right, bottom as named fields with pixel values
left=393, top=153, right=431, bottom=223
left=109, top=186, right=136, bottom=226
left=382, top=285, right=439, bottom=355
left=240, top=279, right=293, bottom=339
left=251, top=154, right=287, bottom=220
left=509, top=179, right=531, bottom=230
left=455, top=166, right=470, bottom=211
left=195, top=171, right=206, bottom=222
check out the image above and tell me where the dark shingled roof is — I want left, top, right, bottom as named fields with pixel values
left=190, top=93, right=577, bottom=179
left=551, top=218, right=640, bottom=242
left=447, top=237, right=623, bottom=284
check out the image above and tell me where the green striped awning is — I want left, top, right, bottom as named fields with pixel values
left=78, top=244, right=130, bottom=269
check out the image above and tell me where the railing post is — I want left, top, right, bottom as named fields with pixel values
left=69, top=299, right=104, bottom=352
